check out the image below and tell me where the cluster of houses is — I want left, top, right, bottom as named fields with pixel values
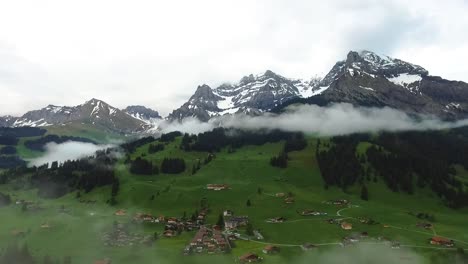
left=163, top=209, right=209, bottom=238
left=133, top=213, right=160, bottom=223
left=224, top=211, right=249, bottom=230
left=184, top=226, right=231, bottom=255
left=206, top=184, right=230, bottom=191
left=102, top=222, right=154, bottom=247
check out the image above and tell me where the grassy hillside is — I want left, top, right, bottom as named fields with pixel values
left=0, top=135, right=467, bottom=263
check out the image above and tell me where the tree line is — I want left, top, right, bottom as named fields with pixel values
left=24, top=135, right=96, bottom=151
left=180, top=128, right=306, bottom=153
left=270, top=134, right=308, bottom=168
left=0, top=149, right=120, bottom=199
left=315, top=129, right=468, bottom=208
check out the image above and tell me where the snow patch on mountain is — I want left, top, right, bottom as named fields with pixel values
left=387, top=73, right=423, bottom=93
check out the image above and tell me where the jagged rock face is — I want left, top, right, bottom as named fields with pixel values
left=0, top=116, right=17, bottom=127
left=169, top=71, right=318, bottom=121
left=9, top=99, right=149, bottom=133
left=124, top=105, right=162, bottom=122
left=312, top=50, right=468, bottom=120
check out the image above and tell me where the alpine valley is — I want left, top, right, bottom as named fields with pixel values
left=1, top=51, right=468, bottom=264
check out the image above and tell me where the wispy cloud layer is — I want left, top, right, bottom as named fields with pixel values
left=28, top=141, right=113, bottom=167
left=159, top=104, right=468, bottom=136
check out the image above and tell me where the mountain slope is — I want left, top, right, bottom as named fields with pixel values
left=168, top=71, right=319, bottom=121
left=124, top=105, right=162, bottom=124
left=277, top=50, right=468, bottom=119
left=0, top=116, right=17, bottom=127
left=5, top=99, right=149, bottom=133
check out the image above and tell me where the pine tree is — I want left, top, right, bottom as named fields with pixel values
left=216, top=213, right=225, bottom=227
left=245, top=223, right=254, bottom=236
left=360, top=185, right=369, bottom=201
left=246, top=199, right=251, bottom=207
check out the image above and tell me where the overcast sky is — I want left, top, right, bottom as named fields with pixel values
left=0, top=0, right=467, bottom=116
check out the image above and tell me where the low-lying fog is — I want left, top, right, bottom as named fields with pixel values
left=28, top=141, right=114, bottom=167
left=159, top=103, right=468, bottom=136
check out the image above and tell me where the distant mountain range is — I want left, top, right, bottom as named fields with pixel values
left=171, top=50, right=468, bottom=121
left=274, top=50, right=468, bottom=119
left=168, top=70, right=321, bottom=121
left=1, top=50, right=468, bottom=134
left=0, top=99, right=161, bottom=134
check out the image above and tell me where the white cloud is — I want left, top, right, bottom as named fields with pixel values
left=28, top=141, right=114, bottom=167
left=0, top=0, right=467, bottom=116
left=159, top=103, right=468, bottom=136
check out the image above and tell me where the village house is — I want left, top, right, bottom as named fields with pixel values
left=133, top=213, right=157, bottom=223
left=163, top=230, right=176, bottom=238
left=167, top=217, right=178, bottom=224
left=206, top=184, right=229, bottom=191
left=341, top=222, right=353, bottom=230
left=284, top=197, right=295, bottom=204
left=40, top=223, right=51, bottom=229
left=223, top=210, right=234, bottom=217
left=114, top=209, right=126, bottom=216
left=275, top=193, right=285, bottom=198
left=430, top=236, right=455, bottom=247
left=157, top=215, right=166, bottom=223
left=263, top=245, right=280, bottom=254
left=253, top=230, right=264, bottom=240
left=239, top=253, right=262, bottom=263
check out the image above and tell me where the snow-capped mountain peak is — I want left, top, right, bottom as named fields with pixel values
left=123, top=105, right=162, bottom=129
left=2, top=99, right=150, bottom=133
left=346, top=50, right=428, bottom=77
left=169, top=70, right=320, bottom=121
